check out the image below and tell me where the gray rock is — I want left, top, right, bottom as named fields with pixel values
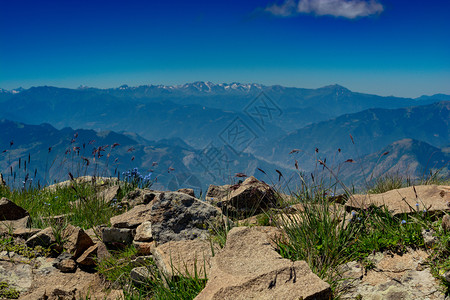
left=443, top=271, right=450, bottom=283
left=53, top=252, right=77, bottom=273
left=0, top=197, right=29, bottom=220
left=150, top=192, right=220, bottom=244
left=121, top=189, right=161, bottom=208
left=130, top=266, right=157, bottom=285
left=101, top=227, right=135, bottom=244
left=339, top=249, right=445, bottom=299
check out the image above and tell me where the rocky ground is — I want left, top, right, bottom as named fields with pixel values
left=0, top=176, right=449, bottom=299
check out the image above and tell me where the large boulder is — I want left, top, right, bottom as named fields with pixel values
left=215, top=177, right=278, bottom=218
left=195, top=227, right=331, bottom=300
left=0, top=197, right=29, bottom=220
left=152, top=239, right=218, bottom=280
left=347, top=185, right=450, bottom=216
left=150, top=192, right=221, bottom=245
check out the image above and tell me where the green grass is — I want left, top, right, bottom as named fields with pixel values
left=274, top=177, right=432, bottom=297
left=367, top=169, right=450, bottom=194
left=0, top=181, right=125, bottom=229
left=367, top=172, right=406, bottom=194
left=97, top=245, right=207, bottom=300
left=427, top=215, right=450, bottom=295
left=0, top=281, right=20, bottom=299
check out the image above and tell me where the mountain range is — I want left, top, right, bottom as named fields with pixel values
left=0, top=82, right=448, bottom=190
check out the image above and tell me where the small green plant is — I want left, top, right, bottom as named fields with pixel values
left=0, top=281, right=20, bottom=299
left=427, top=215, right=450, bottom=294
left=0, top=236, right=50, bottom=258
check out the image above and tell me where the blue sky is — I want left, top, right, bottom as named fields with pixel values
left=0, top=0, right=449, bottom=97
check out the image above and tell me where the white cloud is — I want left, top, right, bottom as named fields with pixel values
left=266, top=0, right=384, bottom=19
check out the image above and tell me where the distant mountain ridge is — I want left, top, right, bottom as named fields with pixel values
left=263, top=101, right=450, bottom=170
left=338, top=138, right=450, bottom=187
left=0, top=119, right=286, bottom=192
left=0, top=83, right=445, bottom=148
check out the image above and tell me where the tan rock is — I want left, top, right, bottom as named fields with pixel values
left=45, top=176, right=118, bottom=191
left=56, top=258, right=77, bottom=273
left=98, top=185, right=120, bottom=203
left=0, top=197, right=29, bottom=220
left=134, top=241, right=156, bottom=256
left=195, top=227, right=331, bottom=300
left=13, top=227, right=41, bottom=240
left=76, top=244, right=98, bottom=266
left=152, top=239, right=218, bottom=279
left=0, top=215, right=30, bottom=234
left=134, top=221, right=152, bottom=242
left=62, top=224, right=95, bottom=259
left=84, top=227, right=102, bottom=244
left=216, top=176, right=278, bottom=218
left=206, top=184, right=231, bottom=199
left=110, top=203, right=152, bottom=228
left=347, top=185, right=450, bottom=216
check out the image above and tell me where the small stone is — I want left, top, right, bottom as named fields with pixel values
left=133, top=241, right=156, bottom=256
left=26, top=227, right=55, bottom=248
left=130, top=266, right=157, bottom=285
left=102, top=227, right=135, bottom=244
left=110, top=204, right=152, bottom=228
left=134, top=221, right=152, bottom=242
left=54, top=252, right=77, bottom=273
left=76, top=244, right=98, bottom=266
